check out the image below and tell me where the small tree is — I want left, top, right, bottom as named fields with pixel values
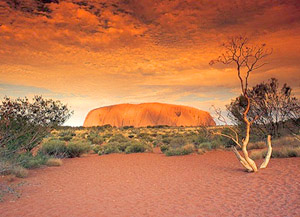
left=0, top=96, right=73, bottom=153
left=227, top=78, right=300, bottom=139
left=210, top=36, right=272, bottom=172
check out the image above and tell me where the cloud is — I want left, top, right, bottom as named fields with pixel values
left=0, top=0, right=299, bottom=125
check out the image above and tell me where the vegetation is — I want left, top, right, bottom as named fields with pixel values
left=227, top=78, right=300, bottom=139
left=210, top=35, right=274, bottom=172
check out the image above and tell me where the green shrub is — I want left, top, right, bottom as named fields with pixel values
left=17, top=152, right=49, bottom=169
left=66, top=141, right=91, bottom=158
left=98, top=142, right=121, bottom=155
left=169, top=137, right=187, bottom=149
left=92, top=145, right=103, bottom=154
left=125, top=141, right=150, bottom=154
left=59, top=135, right=73, bottom=141
left=109, top=134, right=129, bottom=143
left=39, top=140, right=67, bottom=158
left=165, top=147, right=193, bottom=156
left=160, top=144, right=169, bottom=153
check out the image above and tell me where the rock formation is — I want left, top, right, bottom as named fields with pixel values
left=83, top=102, right=215, bottom=127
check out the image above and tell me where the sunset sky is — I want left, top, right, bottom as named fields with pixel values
left=0, top=0, right=299, bottom=126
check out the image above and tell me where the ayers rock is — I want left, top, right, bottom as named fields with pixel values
left=83, top=102, right=215, bottom=127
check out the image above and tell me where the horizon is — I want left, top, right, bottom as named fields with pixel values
left=1, top=0, right=300, bottom=126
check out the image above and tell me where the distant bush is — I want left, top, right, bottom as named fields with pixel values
left=198, top=141, right=221, bottom=150
left=46, top=158, right=63, bottom=167
left=59, top=135, right=73, bottom=141
left=250, top=147, right=300, bottom=159
left=66, top=141, right=91, bottom=158
left=92, top=145, right=102, bottom=154
left=169, top=137, right=187, bottom=149
left=160, top=144, right=169, bottom=153
left=109, top=134, right=129, bottom=143
left=248, top=141, right=266, bottom=150
left=125, top=141, right=151, bottom=154
left=98, top=142, right=120, bottom=155
left=39, top=140, right=67, bottom=158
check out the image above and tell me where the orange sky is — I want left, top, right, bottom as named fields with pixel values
left=0, top=0, right=300, bottom=126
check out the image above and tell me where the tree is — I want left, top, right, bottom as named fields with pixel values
left=0, top=95, right=73, bottom=153
left=227, top=78, right=300, bottom=139
left=210, top=36, right=272, bottom=172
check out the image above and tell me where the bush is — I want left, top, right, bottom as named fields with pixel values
left=66, top=141, right=91, bottom=158
left=59, top=135, right=73, bottom=141
left=39, top=140, right=67, bottom=158
left=98, top=142, right=120, bottom=155
left=169, top=137, right=187, bottom=149
left=160, top=144, right=169, bottom=153
left=46, top=158, right=63, bottom=167
left=12, top=166, right=29, bottom=178
left=248, top=141, right=266, bottom=150
left=250, top=147, right=300, bottom=159
left=92, top=145, right=102, bottom=154
left=17, top=152, right=49, bottom=169
left=109, top=134, right=129, bottom=143
left=88, top=132, right=104, bottom=144
left=165, top=147, right=193, bottom=156
left=125, top=141, right=151, bottom=154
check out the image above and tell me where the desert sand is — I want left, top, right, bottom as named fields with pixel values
left=1, top=151, right=299, bottom=217
left=83, top=103, right=216, bottom=127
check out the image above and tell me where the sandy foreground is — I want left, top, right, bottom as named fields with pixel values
left=0, top=151, right=299, bottom=217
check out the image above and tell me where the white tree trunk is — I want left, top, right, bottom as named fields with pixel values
left=260, top=135, right=272, bottom=169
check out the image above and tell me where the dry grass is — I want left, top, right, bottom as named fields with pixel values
left=248, top=141, right=266, bottom=150
left=250, top=146, right=300, bottom=160
left=12, top=166, right=29, bottom=178
left=46, top=158, right=63, bottom=167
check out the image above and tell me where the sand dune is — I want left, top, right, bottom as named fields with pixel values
left=1, top=151, right=299, bottom=217
left=83, top=102, right=215, bottom=127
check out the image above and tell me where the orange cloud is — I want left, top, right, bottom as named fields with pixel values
left=0, top=0, right=299, bottom=125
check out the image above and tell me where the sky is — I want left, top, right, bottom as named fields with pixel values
left=0, top=0, right=299, bottom=126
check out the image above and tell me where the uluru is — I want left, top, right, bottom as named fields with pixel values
left=83, top=102, right=215, bottom=127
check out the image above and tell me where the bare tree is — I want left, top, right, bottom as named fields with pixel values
left=210, top=36, right=272, bottom=172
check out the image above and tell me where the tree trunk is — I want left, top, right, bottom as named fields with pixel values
left=242, top=94, right=258, bottom=172
left=232, top=146, right=253, bottom=172
left=260, top=135, right=272, bottom=169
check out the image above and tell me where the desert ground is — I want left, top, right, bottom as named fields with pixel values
left=1, top=150, right=299, bottom=217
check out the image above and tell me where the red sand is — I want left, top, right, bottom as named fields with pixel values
left=1, top=151, right=299, bottom=217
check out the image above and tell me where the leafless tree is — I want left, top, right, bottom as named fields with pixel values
left=210, top=36, right=272, bottom=172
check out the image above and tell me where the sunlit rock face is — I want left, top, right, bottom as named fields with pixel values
left=83, top=102, right=216, bottom=127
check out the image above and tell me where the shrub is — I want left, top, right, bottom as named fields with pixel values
left=169, top=137, right=187, bottom=149
left=98, top=142, right=121, bottom=155
left=160, top=144, right=169, bottom=153
left=59, top=135, right=73, bottom=141
left=17, top=152, right=49, bottom=169
left=88, top=132, right=104, bottom=144
left=39, top=140, right=67, bottom=158
left=46, top=158, right=63, bottom=167
left=92, top=145, right=103, bottom=154
left=66, top=141, right=91, bottom=158
left=248, top=141, right=266, bottom=150
left=183, top=144, right=195, bottom=152
left=249, top=150, right=264, bottom=160
left=12, top=166, right=29, bottom=178
left=197, top=149, right=206, bottom=155
left=250, top=147, right=300, bottom=159
left=165, top=147, right=193, bottom=156
left=125, top=141, right=151, bottom=154
left=109, top=134, right=129, bottom=143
